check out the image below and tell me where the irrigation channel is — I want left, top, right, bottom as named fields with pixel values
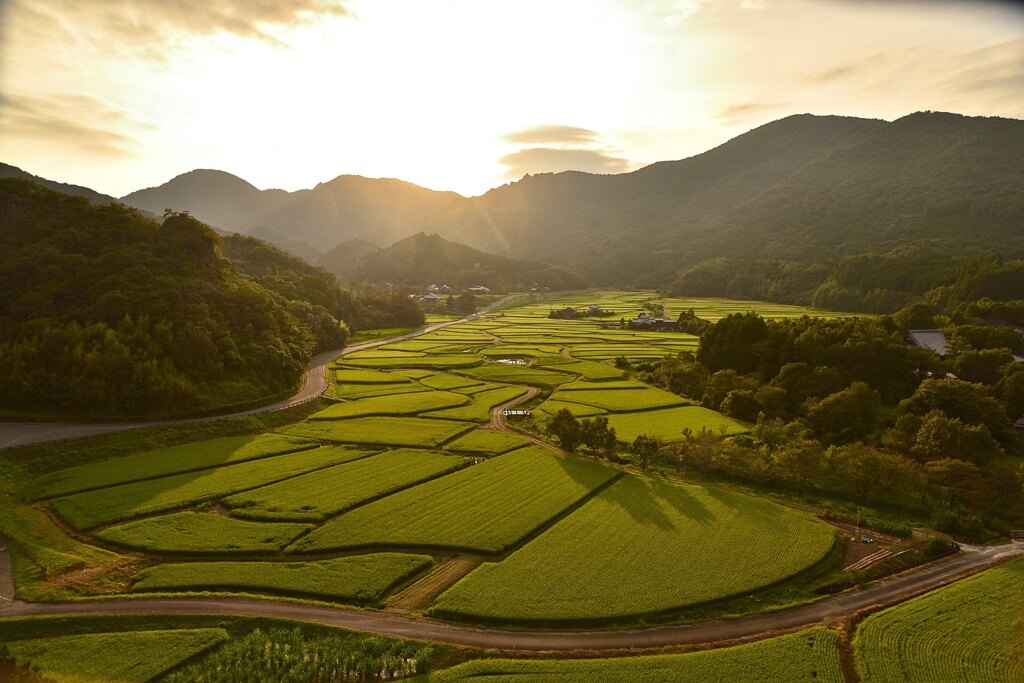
left=0, top=295, right=521, bottom=450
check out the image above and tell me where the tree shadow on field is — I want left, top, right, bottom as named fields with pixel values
left=590, top=474, right=715, bottom=531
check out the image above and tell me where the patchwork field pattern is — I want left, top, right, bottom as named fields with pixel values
left=427, top=627, right=843, bottom=682
left=27, top=434, right=317, bottom=500
left=130, top=553, right=433, bottom=604
left=52, top=446, right=371, bottom=530
left=224, top=449, right=468, bottom=521
left=292, top=447, right=620, bottom=554
left=855, top=558, right=1024, bottom=683
left=433, top=475, right=836, bottom=623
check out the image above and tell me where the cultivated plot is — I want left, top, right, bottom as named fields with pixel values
left=96, top=511, right=310, bottom=554
left=427, top=627, right=843, bottom=682
left=130, top=553, right=433, bottom=605
left=225, top=448, right=468, bottom=521
left=855, top=557, right=1024, bottom=683
left=292, top=447, right=620, bottom=555
left=51, top=446, right=370, bottom=530
left=433, top=475, right=836, bottom=623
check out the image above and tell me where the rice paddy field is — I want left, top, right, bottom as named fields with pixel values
left=129, top=553, right=432, bottom=604
left=292, top=447, right=619, bottom=554
left=427, top=627, right=844, bottom=682
left=432, top=475, right=837, bottom=623
left=854, top=557, right=1024, bottom=683
left=3, top=629, right=229, bottom=683
left=11, top=291, right=858, bottom=628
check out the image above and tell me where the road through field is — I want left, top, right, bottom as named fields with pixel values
left=0, top=296, right=519, bottom=451
left=0, top=537, right=1019, bottom=652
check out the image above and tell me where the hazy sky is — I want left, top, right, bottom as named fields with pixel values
left=0, top=0, right=1021, bottom=197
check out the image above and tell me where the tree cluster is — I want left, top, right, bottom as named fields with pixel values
left=546, top=409, right=617, bottom=458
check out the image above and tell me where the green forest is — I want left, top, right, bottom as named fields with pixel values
left=0, top=179, right=422, bottom=419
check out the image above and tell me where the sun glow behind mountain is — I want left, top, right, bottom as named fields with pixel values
left=0, top=0, right=1021, bottom=197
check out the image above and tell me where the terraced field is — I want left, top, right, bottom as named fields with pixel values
left=224, top=449, right=468, bottom=521
left=445, top=429, right=531, bottom=454
left=130, top=553, right=433, bottom=604
left=292, top=447, right=620, bottom=554
left=96, top=511, right=310, bottom=553
left=427, top=627, right=843, bottom=682
left=51, top=445, right=373, bottom=530
left=4, top=629, right=229, bottom=683
left=26, top=433, right=317, bottom=500
left=279, top=417, right=475, bottom=447
left=855, top=557, right=1024, bottom=682
left=605, top=405, right=751, bottom=442
left=433, top=475, right=836, bottom=623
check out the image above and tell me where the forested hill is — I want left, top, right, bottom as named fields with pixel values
left=0, top=179, right=407, bottom=420
left=0, top=162, right=117, bottom=205
left=121, top=171, right=462, bottom=261
left=427, top=112, right=1024, bottom=284
left=326, top=232, right=588, bottom=291
left=115, top=112, right=1023, bottom=292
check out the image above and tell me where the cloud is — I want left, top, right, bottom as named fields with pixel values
left=740, top=0, right=768, bottom=9
left=23, top=0, right=349, bottom=54
left=500, top=148, right=631, bottom=178
left=718, top=100, right=790, bottom=122
left=503, top=125, right=600, bottom=146
left=0, top=93, right=147, bottom=156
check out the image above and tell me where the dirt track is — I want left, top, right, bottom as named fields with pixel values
left=0, top=538, right=1019, bottom=652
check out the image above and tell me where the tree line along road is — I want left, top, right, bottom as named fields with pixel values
left=0, top=296, right=520, bottom=451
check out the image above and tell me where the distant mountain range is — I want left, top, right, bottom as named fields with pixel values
left=6, top=110, right=1023, bottom=288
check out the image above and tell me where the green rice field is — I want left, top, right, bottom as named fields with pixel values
left=96, top=511, right=310, bottom=553
left=224, top=448, right=468, bottom=521
left=427, top=627, right=843, bottom=682
left=51, top=445, right=371, bottom=530
left=279, top=417, right=475, bottom=447
left=26, top=433, right=317, bottom=500
left=433, top=475, right=836, bottom=623
left=292, top=447, right=619, bottom=554
left=130, top=553, right=433, bottom=604
left=445, top=429, right=531, bottom=454
left=855, top=557, right=1024, bottom=683
left=605, top=405, right=751, bottom=442
left=5, top=629, right=229, bottom=683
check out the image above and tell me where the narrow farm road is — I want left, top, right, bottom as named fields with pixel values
left=1, top=538, right=1020, bottom=651
left=0, top=296, right=520, bottom=451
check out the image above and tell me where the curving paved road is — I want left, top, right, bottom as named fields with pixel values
left=0, top=297, right=519, bottom=451
left=0, top=538, right=1019, bottom=652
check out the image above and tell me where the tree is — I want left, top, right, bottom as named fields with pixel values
left=806, top=382, right=883, bottom=445
left=926, top=458, right=986, bottom=509
left=953, top=348, right=1015, bottom=385
left=900, top=378, right=1010, bottom=441
left=579, top=416, right=616, bottom=457
left=721, top=389, right=762, bottom=422
left=672, top=427, right=724, bottom=478
left=910, top=411, right=1003, bottom=465
left=631, top=434, right=660, bottom=469
left=697, top=312, right=771, bottom=375
left=547, top=409, right=581, bottom=451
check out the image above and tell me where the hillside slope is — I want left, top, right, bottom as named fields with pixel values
left=327, top=232, right=587, bottom=291
left=0, top=179, right=347, bottom=419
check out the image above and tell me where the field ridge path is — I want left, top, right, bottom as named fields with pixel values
left=0, top=296, right=520, bottom=450
left=385, top=555, right=483, bottom=613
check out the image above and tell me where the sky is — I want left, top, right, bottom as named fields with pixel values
left=0, top=0, right=1021, bottom=198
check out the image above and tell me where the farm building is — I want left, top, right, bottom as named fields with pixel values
left=907, top=329, right=947, bottom=356
left=468, top=285, right=491, bottom=294
left=628, top=314, right=680, bottom=331
left=418, top=293, right=442, bottom=304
